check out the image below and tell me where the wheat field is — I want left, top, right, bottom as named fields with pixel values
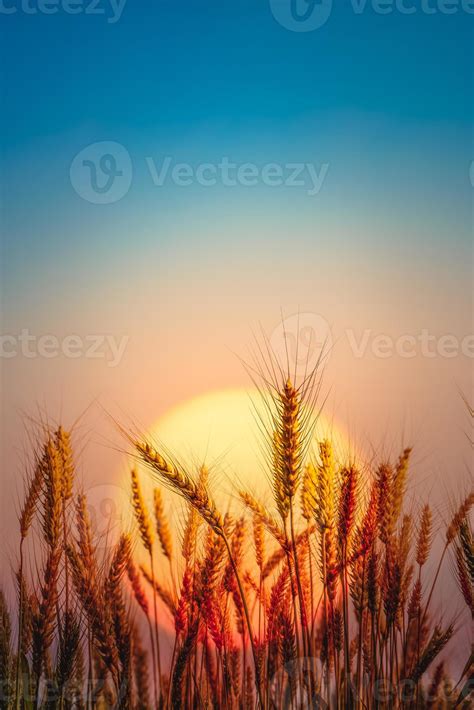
left=0, top=368, right=473, bottom=709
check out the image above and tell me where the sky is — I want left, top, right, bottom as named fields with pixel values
left=0, top=0, right=473, bottom=636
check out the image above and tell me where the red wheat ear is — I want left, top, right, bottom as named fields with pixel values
left=279, top=609, right=297, bottom=691
left=376, top=463, right=393, bottom=544
left=127, top=559, right=149, bottom=616
left=338, top=465, right=358, bottom=547
left=174, top=566, right=192, bottom=637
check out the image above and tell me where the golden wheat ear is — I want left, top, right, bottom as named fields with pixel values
left=130, top=468, right=154, bottom=554
left=238, top=490, right=287, bottom=549
left=19, top=461, right=43, bottom=540
left=446, top=492, right=474, bottom=544
left=55, top=426, right=75, bottom=502
left=134, top=440, right=224, bottom=535
left=153, top=487, right=173, bottom=561
left=416, top=504, right=433, bottom=567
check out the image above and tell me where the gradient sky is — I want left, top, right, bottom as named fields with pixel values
left=0, top=0, right=473, bottom=643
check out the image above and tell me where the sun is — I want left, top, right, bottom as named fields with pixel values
left=120, top=387, right=352, bottom=636
left=147, top=387, right=351, bottom=504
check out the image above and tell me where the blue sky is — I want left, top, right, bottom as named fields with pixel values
left=1, top=1, right=472, bottom=317
left=2, top=0, right=472, bottom=137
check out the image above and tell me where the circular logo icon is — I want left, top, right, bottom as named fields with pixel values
left=270, top=312, right=333, bottom=378
left=70, top=141, right=132, bottom=204
left=269, top=0, right=333, bottom=31
left=270, top=657, right=327, bottom=708
left=84, top=482, right=130, bottom=552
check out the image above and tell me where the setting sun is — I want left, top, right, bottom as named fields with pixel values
left=147, top=387, right=351, bottom=503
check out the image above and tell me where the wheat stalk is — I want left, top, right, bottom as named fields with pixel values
left=130, top=468, right=154, bottom=554
left=67, top=543, right=119, bottom=676
left=416, top=505, right=432, bottom=567
left=238, top=490, right=287, bottom=550
left=135, top=441, right=224, bottom=535
left=409, top=625, right=454, bottom=683
left=153, top=487, right=173, bottom=561
left=133, top=629, right=151, bottom=710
